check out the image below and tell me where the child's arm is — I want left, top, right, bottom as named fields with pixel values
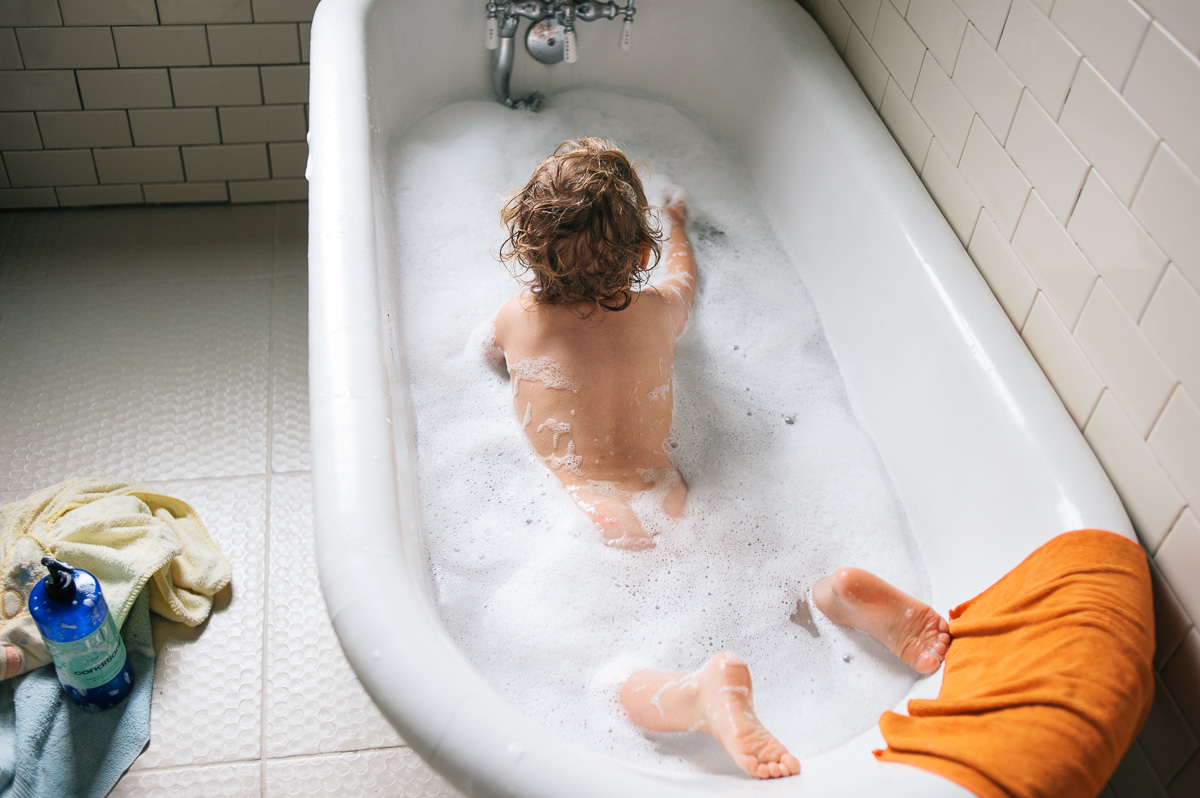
left=656, top=188, right=697, bottom=338
left=482, top=297, right=519, bottom=373
left=483, top=318, right=505, bottom=368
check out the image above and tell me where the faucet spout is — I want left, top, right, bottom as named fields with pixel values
left=492, top=33, right=545, bottom=112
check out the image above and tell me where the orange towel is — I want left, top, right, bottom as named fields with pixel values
left=875, top=529, right=1154, bottom=798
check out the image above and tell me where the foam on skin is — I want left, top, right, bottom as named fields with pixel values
left=388, top=89, right=931, bottom=775
left=508, top=355, right=580, bottom=394
left=545, top=439, right=583, bottom=476
left=646, top=383, right=670, bottom=401
left=536, top=418, right=572, bottom=449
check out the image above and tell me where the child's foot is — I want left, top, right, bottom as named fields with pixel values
left=812, top=568, right=950, bottom=675
left=697, top=653, right=801, bottom=779
left=571, top=490, right=656, bottom=550
left=620, top=653, right=800, bottom=779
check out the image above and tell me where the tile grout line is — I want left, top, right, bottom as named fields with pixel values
left=260, top=204, right=282, bottom=795
left=119, top=741, right=416, bottom=776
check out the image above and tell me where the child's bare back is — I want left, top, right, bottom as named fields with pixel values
left=489, top=138, right=696, bottom=549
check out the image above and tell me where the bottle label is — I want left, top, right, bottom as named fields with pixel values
left=44, top=614, right=127, bottom=691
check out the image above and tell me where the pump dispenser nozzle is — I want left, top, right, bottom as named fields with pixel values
left=41, top=556, right=77, bottom=602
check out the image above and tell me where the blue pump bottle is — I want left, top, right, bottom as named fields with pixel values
left=28, top=556, right=133, bottom=711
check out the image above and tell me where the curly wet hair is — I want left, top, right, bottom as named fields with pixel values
left=499, top=137, right=662, bottom=311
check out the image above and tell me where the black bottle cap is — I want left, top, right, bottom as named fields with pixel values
left=41, top=557, right=77, bottom=602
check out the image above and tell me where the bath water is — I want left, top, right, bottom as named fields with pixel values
left=387, top=89, right=929, bottom=774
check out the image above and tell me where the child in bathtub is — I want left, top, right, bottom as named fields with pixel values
left=489, top=137, right=690, bottom=553
left=487, top=138, right=950, bottom=779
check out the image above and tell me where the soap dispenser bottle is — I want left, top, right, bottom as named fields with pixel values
left=28, top=556, right=133, bottom=710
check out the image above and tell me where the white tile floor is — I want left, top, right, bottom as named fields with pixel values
left=0, top=204, right=460, bottom=797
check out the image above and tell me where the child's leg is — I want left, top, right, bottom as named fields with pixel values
left=661, top=477, right=688, bottom=518
left=569, top=489, right=655, bottom=550
left=619, top=652, right=800, bottom=780
left=812, top=568, right=951, bottom=675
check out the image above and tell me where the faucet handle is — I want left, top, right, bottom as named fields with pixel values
left=486, top=2, right=500, bottom=49
left=620, top=1, right=634, bottom=51
left=564, top=27, right=578, bottom=63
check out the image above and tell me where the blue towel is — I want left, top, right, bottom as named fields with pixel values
left=0, top=589, right=153, bottom=798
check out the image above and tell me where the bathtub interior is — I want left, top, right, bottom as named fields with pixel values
left=307, top=0, right=1134, bottom=794
left=350, top=0, right=1132, bottom=602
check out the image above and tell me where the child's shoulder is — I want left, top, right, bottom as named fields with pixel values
left=494, top=293, right=535, bottom=336
left=496, top=293, right=533, bottom=318
left=636, top=286, right=673, bottom=306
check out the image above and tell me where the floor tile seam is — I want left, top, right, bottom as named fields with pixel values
left=260, top=743, right=420, bottom=765
left=261, top=263, right=280, bottom=792
left=270, top=468, right=312, bottom=477
left=138, top=472, right=273, bottom=488
left=118, top=758, right=266, bottom=776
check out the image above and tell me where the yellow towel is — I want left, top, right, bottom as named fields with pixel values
left=874, top=529, right=1154, bottom=798
left=0, top=479, right=232, bottom=680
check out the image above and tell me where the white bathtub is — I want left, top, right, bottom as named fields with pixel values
left=306, top=1, right=1135, bottom=795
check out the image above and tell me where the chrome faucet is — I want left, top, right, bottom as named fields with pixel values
left=486, top=1, right=637, bottom=111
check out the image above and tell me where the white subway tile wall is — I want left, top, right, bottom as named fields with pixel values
left=129, top=107, right=222, bottom=146
left=1125, top=25, right=1200, bottom=177
left=0, top=0, right=315, bottom=207
left=843, top=0, right=883, bottom=41
left=1012, top=192, right=1096, bottom=325
left=951, top=24, right=1023, bottom=141
left=1075, top=282, right=1175, bottom=436
left=913, top=51, right=974, bottom=162
left=879, top=75, right=932, bottom=170
left=182, top=142, right=271, bottom=181
left=1134, top=145, right=1200, bottom=285
left=921, top=139, right=979, bottom=244
left=1005, top=90, right=1088, bottom=224
left=1020, top=292, right=1103, bottom=426
left=905, top=0, right=967, bottom=73
left=0, top=71, right=81, bottom=111
left=872, top=0, right=925, bottom=96
left=844, top=23, right=888, bottom=107
left=968, top=210, right=1037, bottom=326
left=37, top=110, right=134, bottom=149
left=806, top=0, right=853, bottom=54
left=5, top=148, right=97, bottom=187
left=0, top=30, right=21, bottom=71
left=1085, top=391, right=1187, bottom=553
left=0, top=113, right=41, bottom=149
left=1142, top=267, right=1200, bottom=400
left=800, top=0, right=1200, bottom=792
left=1069, top=171, right=1167, bottom=321
left=1049, top=0, right=1149, bottom=89
left=958, top=114, right=1031, bottom=237
left=1059, top=61, right=1158, bottom=204
left=997, top=0, right=1081, bottom=118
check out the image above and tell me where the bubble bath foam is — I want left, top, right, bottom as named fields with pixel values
left=388, top=90, right=930, bottom=774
